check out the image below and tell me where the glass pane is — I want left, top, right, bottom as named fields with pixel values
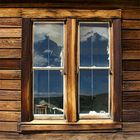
left=34, top=70, right=63, bottom=115
left=79, top=70, right=109, bottom=114
left=80, top=22, right=109, bottom=67
left=33, top=22, right=64, bottom=67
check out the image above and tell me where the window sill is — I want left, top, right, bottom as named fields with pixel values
left=20, top=119, right=122, bottom=132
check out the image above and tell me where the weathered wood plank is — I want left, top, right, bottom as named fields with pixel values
left=0, top=90, right=21, bottom=100
left=0, top=18, right=21, bottom=27
left=0, top=111, right=20, bottom=121
left=122, top=20, right=140, bottom=29
left=123, top=81, right=140, bottom=91
left=0, top=38, right=21, bottom=48
left=0, top=28, right=21, bottom=38
left=123, top=60, right=140, bottom=71
left=122, top=40, right=140, bottom=50
left=123, top=111, right=140, bottom=122
left=0, top=122, right=18, bottom=132
left=122, top=9, right=140, bottom=19
left=123, top=102, right=140, bottom=110
left=0, top=80, right=21, bottom=90
left=22, top=9, right=121, bottom=18
left=123, top=92, right=140, bottom=101
left=122, top=30, right=140, bottom=39
left=0, top=101, right=20, bottom=111
left=123, top=122, right=140, bottom=132
left=123, top=71, right=140, bottom=81
left=0, top=8, right=21, bottom=18
left=123, top=51, right=140, bottom=60
left=0, top=60, right=21, bottom=69
left=0, top=49, right=21, bottom=58
left=0, top=70, right=21, bottom=79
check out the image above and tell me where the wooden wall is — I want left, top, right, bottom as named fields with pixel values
left=0, top=5, right=140, bottom=140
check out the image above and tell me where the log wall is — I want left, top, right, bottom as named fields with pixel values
left=0, top=3, right=139, bottom=139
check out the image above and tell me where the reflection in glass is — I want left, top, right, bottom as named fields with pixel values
left=33, top=22, right=64, bottom=67
left=34, top=70, right=63, bottom=115
left=79, top=70, right=108, bottom=114
left=80, top=22, right=109, bottom=67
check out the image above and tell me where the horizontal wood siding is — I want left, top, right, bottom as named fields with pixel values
left=0, top=5, right=139, bottom=139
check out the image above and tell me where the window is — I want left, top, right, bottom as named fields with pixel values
left=21, top=10, right=121, bottom=131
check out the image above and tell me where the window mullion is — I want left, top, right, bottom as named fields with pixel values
left=66, top=18, right=78, bottom=122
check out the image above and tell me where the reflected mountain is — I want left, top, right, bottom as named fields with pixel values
left=34, top=35, right=63, bottom=67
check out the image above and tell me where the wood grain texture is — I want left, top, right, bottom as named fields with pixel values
left=0, top=38, right=21, bottom=48
left=123, top=71, right=140, bottom=81
left=123, top=92, right=140, bottom=101
left=122, top=30, right=140, bottom=39
left=123, top=102, right=140, bottom=110
left=122, top=20, right=140, bottom=29
left=0, top=28, right=21, bottom=38
left=123, top=60, right=140, bottom=71
left=123, top=51, right=140, bottom=60
left=0, top=80, right=21, bottom=90
left=0, top=70, right=21, bottom=79
left=0, top=122, right=18, bottom=132
left=21, top=9, right=121, bottom=18
left=122, top=40, right=140, bottom=50
left=0, top=49, right=21, bottom=58
left=0, top=90, right=21, bottom=100
left=0, top=60, right=21, bottom=69
left=123, top=122, right=140, bottom=132
left=123, top=111, right=140, bottom=122
left=0, top=18, right=21, bottom=27
left=123, top=81, right=140, bottom=91
left=122, top=9, right=140, bottom=19
left=0, top=111, right=20, bottom=121
left=0, top=101, right=20, bottom=111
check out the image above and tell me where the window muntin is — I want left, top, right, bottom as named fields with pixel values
left=78, top=22, right=110, bottom=117
left=33, top=22, right=65, bottom=116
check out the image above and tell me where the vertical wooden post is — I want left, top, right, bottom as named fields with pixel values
left=66, top=18, right=78, bottom=122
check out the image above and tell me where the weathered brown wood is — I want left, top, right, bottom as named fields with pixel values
left=123, top=92, right=140, bottom=101
left=123, top=122, right=140, bottom=132
left=123, top=81, right=140, bottom=91
left=123, top=111, right=140, bottom=122
left=67, top=18, right=78, bottom=122
left=0, top=8, right=21, bottom=17
left=0, top=49, right=21, bottom=58
left=0, top=90, right=21, bottom=100
left=22, top=9, right=121, bottom=18
left=0, top=101, right=20, bottom=111
left=0, top=70, right=21, bottom=79
left=123, top=102, right=140, bottom=110
left=123, top=60, right=140, bottom=71
left=122, top=40, right=140, bottom=50
left=111, top=19, right=121, bottom=122
left=0, top=60, right=21, bottom=69
left=122, top=30, right=140, bottom=39
left=0, top=18, right=21, bottom=27
left=0, top=28, right=21, bottom=38
left=0, top=80, right=21, bottom=90
left=0, top=122, right=18, bottom=132
left=123, top=51, right=140, bottom=60
left=0, top=111, right=20, bottom=121
left=21, top=18, right=33, bottom=122
left=122, top=9, right=140, bottom=19
left=122, top=20, right=140, bottom=29
left=0, top=38, right=21, bottom=48
left=123, top=71, right=140, bottom=81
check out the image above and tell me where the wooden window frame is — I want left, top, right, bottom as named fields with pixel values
left=21, top=10, right=122, bottom=132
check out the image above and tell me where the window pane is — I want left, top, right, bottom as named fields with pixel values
left=79, top=70, right=109, bottom=114
left=33, top=22, right=64, bottom=67
left=34, top=70, right=63, bottom=115
left=80, top=22, right=109, bottom=67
